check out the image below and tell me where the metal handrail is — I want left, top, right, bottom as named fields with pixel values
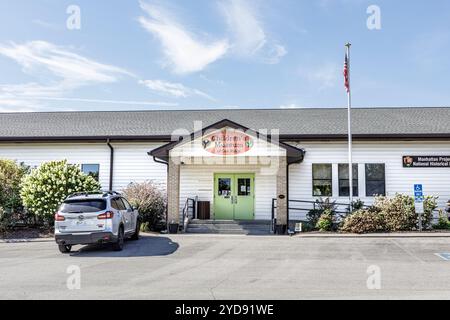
left=271, top=198, right=371, bottom=233
left=181, top=197, right=197, bottom=232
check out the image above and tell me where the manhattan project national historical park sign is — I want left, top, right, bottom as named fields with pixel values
left=403, top=156, right=450, bottom=168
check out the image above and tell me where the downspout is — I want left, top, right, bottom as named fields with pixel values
left=286, top=151, right=306, bottom=234
left=151, top=155, right=169, bottom=227
left=107, top=139, right=114, bottom=191
left=286, top=163, right=291, bottom=234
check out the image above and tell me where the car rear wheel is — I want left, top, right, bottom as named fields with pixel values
left=112, top=227, right=124, bottom=251
left=58, top=244, right=72, bottom=253
left=131, top=221, right=141, bottom=241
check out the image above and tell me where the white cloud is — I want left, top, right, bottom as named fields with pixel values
left=220, top=0, right=266, bottom=56
left=0, top=41, right=132, bottom=86
left=220, top=0, right=287, bottom=63
left=0, top=41, right=137, bottom=110
left=264, top=44, right=288, bottom=65
left=139, top=79, right=215, bottom=101
left=303, top=63, right=339, bottom=90
left=138, top=1, right=229, bottom=74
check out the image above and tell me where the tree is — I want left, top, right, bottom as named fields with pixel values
left=0, top=159, right=28, bottom=213
left=20, top=160, right=101, bottom=221
left=122, top=181, right=166, bottom=231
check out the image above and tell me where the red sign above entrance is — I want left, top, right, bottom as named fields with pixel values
left=202, top=130, right=254, bottom=155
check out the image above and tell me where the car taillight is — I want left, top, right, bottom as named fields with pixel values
left=55, top=213, right=65, bottom=221
left=98, top=211, right=114, bottom=219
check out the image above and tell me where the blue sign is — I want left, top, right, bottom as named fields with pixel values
left=414, top=184, right=423, bottom=202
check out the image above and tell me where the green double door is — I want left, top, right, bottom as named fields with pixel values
left=214, top=173, right=255, bottom=220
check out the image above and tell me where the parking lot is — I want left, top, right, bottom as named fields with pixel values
left=1, top=234, right=450, bottom=299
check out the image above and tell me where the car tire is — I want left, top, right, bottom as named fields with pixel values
left=131, top=221, right=141, bottom=241
left=112, top=226, right=124, bottom=251
left=58, top=244, right=72, bottom=253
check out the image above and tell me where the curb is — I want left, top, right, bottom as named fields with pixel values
left=294, top=233, right=450, bottom=238
left=0, top=237, right=54, bottom=243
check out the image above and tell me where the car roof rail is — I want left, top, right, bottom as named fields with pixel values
left=101, top=191, right=122, bottom=197
left=65, top=190, right=121, bottom=199
left=66, top=191, right=103, bottom=199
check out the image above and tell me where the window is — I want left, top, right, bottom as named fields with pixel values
left=237, top=178, right=251, bottom=196
left=218, top=178, right=232, bottom=197
left=81, top=164, right=100, bottom=181
left=111, top=198, right=126, bottom=211
left=60, top=199, right=106, bottom=213
left=121, top=198, right=133, bottom=211
left=365, top=164, right=386, bottom=196
left=312, top=164, right=332, bottom=196
left=338, top=164, right=358, bottom=197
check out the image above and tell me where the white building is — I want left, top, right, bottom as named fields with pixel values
left=0, top=107, right=449, bottom=232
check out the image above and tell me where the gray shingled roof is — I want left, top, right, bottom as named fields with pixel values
left=0, top=107, right=449, bottom=140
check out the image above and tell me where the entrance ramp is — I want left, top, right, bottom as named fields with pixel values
left=186, top=220, right=272, bottom=235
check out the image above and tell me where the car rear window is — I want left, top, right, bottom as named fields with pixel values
left=60, top=199, right=107, bottom=213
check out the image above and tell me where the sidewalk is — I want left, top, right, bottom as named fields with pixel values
left=294, top=231, right=450, bottom=238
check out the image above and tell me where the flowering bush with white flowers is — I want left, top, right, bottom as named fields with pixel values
left=20, top=160, right=101, bottom=221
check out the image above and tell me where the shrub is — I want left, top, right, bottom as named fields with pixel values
left=20, top=160, right=101, bottom=222
left=0, top=207, right=6, bottom=232
left=423, top=196, right=438, bottom=230
left=375, top=194, right=416, bottom=231
left=350, top=199, right=365, bottom=212
left=316, top=197, right=338, bottom=212
left=433, top=210, right=450, bottom=230
left=340, top=194, right=439, bottom=233
left=340, top=208, right=385, bottom=234
left=122, top=181, right=166, bottom=231
left=307, top=198, right=338, bottom=229
left=0, top=159, right=29, bottom=213
left=306, top=209, right=322, bottom=228
left=316, top=209, right=334, bottom=232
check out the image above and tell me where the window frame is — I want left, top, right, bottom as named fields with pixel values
left=312, top=163, right=333, bottom=197
left=365, top=163, right=386, bottom=197
left=81, top=163, right=100, bottom=181
left=338, top=163, right=359, bottom=197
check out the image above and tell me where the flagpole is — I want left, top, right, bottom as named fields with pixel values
left=345, top=42, right=353, bottom=210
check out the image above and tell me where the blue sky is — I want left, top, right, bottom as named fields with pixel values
left=0, top=0, right=449, bottom=112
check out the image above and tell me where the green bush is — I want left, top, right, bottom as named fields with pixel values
left=340, top=194, right=439, bottom=233
left=423, top=196, right=438, bottom=230
left=306, top=209, right=323, bottom=228
left=340, top=208, right=385, bottom=234
left=20, top=160, right=101, bottom=222
left=122, top=181, right=166, bottom=231
left=0, top=207, right=6, bottom=232
left=0, top=159, right=29, bottom=213
left=375, top=194, right=416, bottom=231
left=307, top=198, right=338, bottom=229
left=433, top=210, right=450, bottom=230
left=316, top=209, right=334, bottom=232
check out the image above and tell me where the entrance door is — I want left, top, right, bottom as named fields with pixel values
left=214, top=173, right=255, bottom=220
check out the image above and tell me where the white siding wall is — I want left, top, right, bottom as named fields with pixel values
left=112, top=142, right=166, bottom=190
left=1, top=140, right=449, bottom=222
left=179, top=165, right=277, bottom=220
left=0, top=142, right=166, bottom=192
left=288, top=141, right=450, bottom=220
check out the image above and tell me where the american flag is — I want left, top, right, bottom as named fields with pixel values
left=343, top=51, right=350, bottom=93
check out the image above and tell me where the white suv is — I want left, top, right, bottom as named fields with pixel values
left=54, top=192, right=141, bottom=253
